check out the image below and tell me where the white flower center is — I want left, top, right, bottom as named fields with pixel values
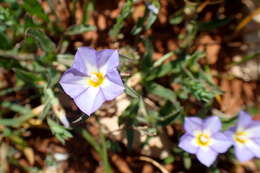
left=233, top=131, right=249, bottom=145
left=87, top=72, right=104, bottom=87
left=194, top=131, right=212, bottom=147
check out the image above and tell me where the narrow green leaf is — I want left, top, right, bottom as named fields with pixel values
left=147, top=61, right=180, bottom=81
left=22, top=0, right=49, bottom=22
left=169, top=9, right=184, bottom=25
left=221, top=116, right=237, bottom=131
left=198, top=18, right=231, bottom=31
left=15, top=69, right=42, bottom=83
left=183, top=153, right=192, bottom=170
left=139, top=97, right=148, bottom=117
left=126, top=127, right=134, bottom=151
left=100, top=130, right=112, bottom=173
left=26, top=28, right=56, bottom=53
left=131, top=15, right=146, bottom=35
left=109, top=0, right=133, bottom=37
left=82, top=0, right=95, bottom=24
left=163, top=156, right=175, bottom=164
left=146, top=83, right=176, bottom=102
left=145, top=12, right=157, bottom=29
left=0, top=102, right=35, bottom=127
left=1, top=101, right=32, bottom=115
left=65, top=24, right=96, bottom=35
left=230, top=52, right=260, bottom=66
left=39, top=99, right=52, bottom=120
left=125, top=85, right=139, bottom=98
left=0, top=57, right=23, bottom=70
left=0, top=32, right=11, bottom=50
left=141, top=38, right=153, bottom=73
left=81, top=129, right=101, bottom=153
left=47, top=118, right=72, bottom=144
left=153, top=51, right=175, bottom=67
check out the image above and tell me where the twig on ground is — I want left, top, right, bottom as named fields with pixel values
left=139, top=156, right=169, bottom=173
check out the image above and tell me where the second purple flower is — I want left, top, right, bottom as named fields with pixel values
left=225, top=111, right=260, bottom=162
left=179, top=116, right=232, bottom=167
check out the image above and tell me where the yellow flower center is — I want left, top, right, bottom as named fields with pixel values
left=195, top=132, right=212, bottom=147
left=88, top=72, right=104, bottom=87
left=233, top=131, right=249, bottom=144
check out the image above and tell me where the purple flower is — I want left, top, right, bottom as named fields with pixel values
left=179, top=116, right=232, bottom=167
left=59, top=47, right=125, bottom=115
left=225, top=111, right=260, bottom=162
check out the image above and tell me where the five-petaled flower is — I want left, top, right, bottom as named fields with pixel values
left=225, top=111, right=260, bottom=162
left=179, top=116, right=232, bottom=167
left=59, top=47, right=125, bottom=115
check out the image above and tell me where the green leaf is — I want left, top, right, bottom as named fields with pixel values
left=126, top=127, right=134, bottom=151
left=221, top=116, right=237, bottom=131
left=158, top=101, right=182, bottom=126
left=181, top=79, right=215, bottom=103
left=22, top=0, right=49, bottom=22
left=81, top=129, right=101, bottom=153
left=153, top=51, right=175, bottom=67
left=47, top=118, right=72, bottom=144
left=0, top=32, right=11, bottom=49
left=131, top=15, right=146, bottom=35
left=131, top=5, right=158, bottom=35
left=0, top=102, right=35, bottom=127
left=141, top=38, right=153, bottom=73
left=15, top=69, right=42, bottom=83
left=65, top=24, right=96, bottom=35
left=146, top=83, right=176, bottom=102
left=210, top=167, right=220, bottom=173
left=145, top=11, right=157, bottom=30
left=109, top=0, right=133, bottom=37
left=0, top=57, right=23, bottom=70
left=40, top=52, right=56, bottom=64
left=198, top=18, right=231, bottom=31
left=230, top=52, right=260, bottom=66
left=183, top=153, right=192, bottom=170
left=146, top=60, right=182, bottom=81
left=139, top=97, right=148, bottom=117
left=118, top=99, right=139, bottom=126
left=39, top=99, right=52, bottom=120
left=1, top=101, right=31, bottom=115
left=125, top=85, right=139, bottom=98
left=169, top=9, right=184, bottom=25
left=100, top=130, right=112, bottom=173
left=82, top=0, right=94, bottom=24
left=163, top=156, right=175, bottom=164
left=26, top=28, right=56, bottom=53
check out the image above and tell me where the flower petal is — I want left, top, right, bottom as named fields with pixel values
left=253, top=138, right=260, bottom=145
left=73, top=47, right=98, bottom=75
left=184, top=117, right=203, bottom=135
left=237, top=111, right=252, bottom=129
left=59, top=68, right=88, bottom=98
left=246, top=122, right=260, bottom=138
left=203, top=116, right=221, bottom=134
left=74, top=87, right=105, bottom=115
left=211, top=132, right=232, bottom=153
left=96, top=49, right=119, bottom=74
left=197, top=147, right=217, bottom=167
left=178, top=134, right=198, bottom=154
left=234, top=145, right=254, bottom=162
left=101, top=76, right=124, bottom=101
left=224, top=127, right=236, bottom=143
left=106, top=70, right=124, bottom=86
left=246, top=140, right=260, bottom=157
